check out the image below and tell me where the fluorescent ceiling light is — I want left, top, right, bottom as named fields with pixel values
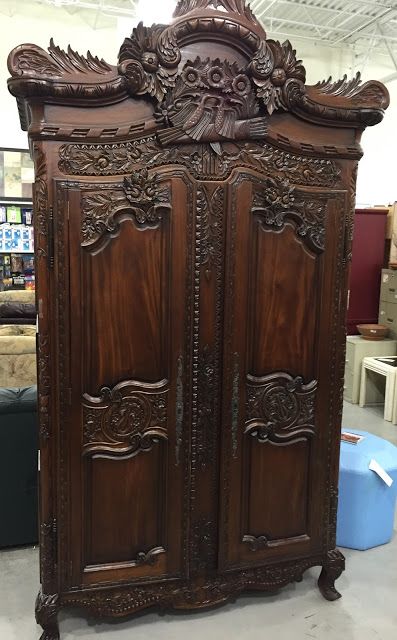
left=136, top=0, right=176, bottom=24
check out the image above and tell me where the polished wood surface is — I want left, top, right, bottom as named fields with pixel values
left=7, top=1, right=388, bottom=637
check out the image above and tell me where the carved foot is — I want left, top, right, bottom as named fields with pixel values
left=35, top=590, right=60, bottom=640
left=318, top=549, right=345, bottom=601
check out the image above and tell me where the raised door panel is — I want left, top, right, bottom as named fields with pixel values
left=55, top=171, right=192, bottom=589
left=219, top=171, right=345, bottom=569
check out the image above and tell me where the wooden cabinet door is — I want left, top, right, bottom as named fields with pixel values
left=55, top=170, right=192, bottom=589
left=219, top=170, right=346, bottom=570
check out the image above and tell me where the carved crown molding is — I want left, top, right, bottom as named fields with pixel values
left=7, top=1, right=388, bottom=130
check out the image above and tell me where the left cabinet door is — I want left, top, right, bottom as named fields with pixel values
left=54, top=173, right=192, bottom=589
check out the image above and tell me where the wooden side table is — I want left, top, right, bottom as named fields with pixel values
left=359, top=356, right=397, bottom=421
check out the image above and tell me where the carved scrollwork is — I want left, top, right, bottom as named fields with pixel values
left=62, top=553, right=334, bottom=615
left=245, top=372, right=317, bottom=443
left=155, top=57, right=267, bottom=151
left=252, top=178, right=328, bottom=252
left=58, top=137, right=341, bottom=186
left=191, top=518, right=217, bottom=573
left=134, top=546, right=165, bottom=567
left=242, top=534, right=268, bottom=551
left=118, top=22, right=181, bottom=102
left=82, top=379, right=168, bottom=456
left=197, top=345, right=216, bottom=469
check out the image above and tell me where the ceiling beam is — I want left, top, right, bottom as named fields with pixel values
left=331, top=5, right=397, bottom=44
left=378, top=23, right=397, bottom=70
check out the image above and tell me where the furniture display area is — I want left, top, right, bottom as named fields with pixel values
left=379, top=268, right=397, bottom=338
left=0, top=386, right=38, bottom=547
left=346, top=208, right=388, bottom=335
left=7, top=1, right=389, bottom=638
left=344, top=336, right=397, bottom=404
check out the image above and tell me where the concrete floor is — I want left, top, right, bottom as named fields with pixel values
left=1, top=402, right=396, bottom=640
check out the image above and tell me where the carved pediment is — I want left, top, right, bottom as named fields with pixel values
left=7, top=0, right=389, bottom=130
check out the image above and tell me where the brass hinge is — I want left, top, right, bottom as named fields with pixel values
left=47, top=206, right=54, bottom=269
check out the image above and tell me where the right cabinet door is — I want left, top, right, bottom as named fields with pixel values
left=219, top=170, right=346, bottom=570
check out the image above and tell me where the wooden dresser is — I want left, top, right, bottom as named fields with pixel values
left=7, top=1, right=389, bottom=638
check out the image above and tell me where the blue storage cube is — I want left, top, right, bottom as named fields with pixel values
left=337, top=429, right=397, bottom=550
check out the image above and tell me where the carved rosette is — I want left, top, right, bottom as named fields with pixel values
left=245, top=372, right=317, bottom=443
left=82, top=380, right=168, bottom=456
left=252, top=178, right=327, bottom=252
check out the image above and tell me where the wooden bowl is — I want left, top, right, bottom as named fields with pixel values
left=357, top=323, right=389, bottom=340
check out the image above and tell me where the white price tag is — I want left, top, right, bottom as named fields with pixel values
left=369, top=459, right=393, bottom=487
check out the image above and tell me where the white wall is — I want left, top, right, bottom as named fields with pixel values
left=0, top=8, right=395, bottom=206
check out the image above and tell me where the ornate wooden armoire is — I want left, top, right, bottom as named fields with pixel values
left=7, top=1, right=389, bottom=638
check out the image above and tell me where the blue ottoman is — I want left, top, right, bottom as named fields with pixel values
left=337, top=430, right=397, bottom=550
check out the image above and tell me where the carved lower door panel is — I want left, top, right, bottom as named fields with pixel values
left=55, top=172, right=192, bottom=589
left=219, top=171, right=346, bottom=569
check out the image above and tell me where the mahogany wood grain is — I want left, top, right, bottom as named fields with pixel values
left=7, top=1, right=388, bottom=637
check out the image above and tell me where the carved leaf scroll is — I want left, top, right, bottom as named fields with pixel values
left=118, top=22, right=181, bottom=102
left=245, top=372, right=317, bottom=443
left=174, top=0, right=258, bottom=22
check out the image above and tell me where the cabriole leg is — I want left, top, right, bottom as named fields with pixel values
left=318, top=549, right=345, bottom=601
left=35, top=590, right=60, bottom=640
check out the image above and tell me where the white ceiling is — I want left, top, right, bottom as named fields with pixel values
left=1, top=0, right=397, bottom=77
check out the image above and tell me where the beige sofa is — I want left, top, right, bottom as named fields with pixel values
left=0, top=290, right=37, bottom=387
left=0, top=325, right=37, bottom=388
left=0, top=290, right=35, bottom=304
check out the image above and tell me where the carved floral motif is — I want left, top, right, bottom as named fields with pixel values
left=58, top=137, right=341, bottom=189
left=82, top=380, right=168, bottom=456
left=81, top=169, right=171, bottom=246
left=252, top=178, right=328, bottom=252
left=155, top=57, right=267, bottom=151
left=245, top=372, right=317, bottom=443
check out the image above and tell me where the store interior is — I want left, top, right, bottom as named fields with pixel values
left=0, top=1, right=396, bottom=639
